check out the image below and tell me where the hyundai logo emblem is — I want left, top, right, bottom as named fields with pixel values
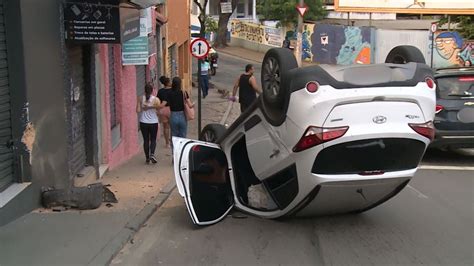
left=373, top=116, right=387, bottom=124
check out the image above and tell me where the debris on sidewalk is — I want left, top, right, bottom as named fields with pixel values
left=42, top=183, right=119, bottom=210
left=52, top=206, right=68, bottom=212
left=103, top=186, right=118, bottom=203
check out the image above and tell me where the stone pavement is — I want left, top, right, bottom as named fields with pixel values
left=0, top=86, right=237, bottom=266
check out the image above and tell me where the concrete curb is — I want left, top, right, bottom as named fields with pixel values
left=88, top=182, right=176, bottom=266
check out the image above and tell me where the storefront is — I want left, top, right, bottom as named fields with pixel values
left=0, top=0, right=165, bottom=226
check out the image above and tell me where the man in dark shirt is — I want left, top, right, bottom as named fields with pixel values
left=230, top=64, right=261, bottom=112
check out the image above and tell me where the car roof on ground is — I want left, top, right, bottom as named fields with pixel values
left=289, top=62, right=434, bottom=91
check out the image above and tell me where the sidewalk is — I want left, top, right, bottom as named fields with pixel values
left=0, top=87, right=236, bottom=266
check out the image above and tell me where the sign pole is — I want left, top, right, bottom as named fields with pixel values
left=430, top=23, right=437, bottom=68
left=430, top=31, right=434, bottom=68
left=295, top=0, right=305, bottom=66
left=197, top=59, right=202, bottom=135
left=189, top=37, right=210, bottom=136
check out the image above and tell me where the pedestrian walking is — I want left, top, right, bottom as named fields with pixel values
left=200, top=59, right=211, bottom=98
left=167, top=77, right=194, bottom=144
left=158, top=76, right=172, bottom=148
left=230, top=64, right=261, bottom=113
left=282, top=36, right=290, bottom=49
left=136, top=83, right=164, bottom=164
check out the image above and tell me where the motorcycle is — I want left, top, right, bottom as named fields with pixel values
left=209, top=49, right=218, bottom=76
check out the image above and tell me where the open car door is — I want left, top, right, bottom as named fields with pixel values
left=173, top=137, right=234, bottom=226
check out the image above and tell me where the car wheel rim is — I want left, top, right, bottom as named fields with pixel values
left=203, top=130, right=215, bottom=142
left=393, top=55, right=407, bottom=64
left=263, top=57, right=281, bottom=99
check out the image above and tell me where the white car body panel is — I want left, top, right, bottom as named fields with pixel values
left=172, top=137, right=234, bottom=226
left=173, top=60, right=436, bottom=225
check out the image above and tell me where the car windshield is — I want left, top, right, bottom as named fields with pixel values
left=436, top=76, right=474, bottom=99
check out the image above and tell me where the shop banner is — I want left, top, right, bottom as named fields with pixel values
left=122, top=36, right=149, bottom=65
left=140, top=7, right=153, bottom=36
left=230, top=20, right=283, bottom=47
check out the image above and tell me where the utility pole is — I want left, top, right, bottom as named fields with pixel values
left=295, top=0, right=304, bottom=66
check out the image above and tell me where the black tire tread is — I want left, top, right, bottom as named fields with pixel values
left=199, top=123, right=227, bottom=143
left=385, top=45, right=426, bottom=64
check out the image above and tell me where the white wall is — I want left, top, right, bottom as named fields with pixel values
left=327, top=12, right=396, bottom=20
left=375, top=29, right=430, bottom=64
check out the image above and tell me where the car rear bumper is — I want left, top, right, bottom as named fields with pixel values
left=294, top=177, right=410, bottom=217
left=430, top=130, right=474, bottom=148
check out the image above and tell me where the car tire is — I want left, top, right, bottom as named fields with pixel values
left=385, top=45, right=426, bottom=64
left=261, top=48, right=298, bottom=108
left=199, top=123, right=227, bottom=143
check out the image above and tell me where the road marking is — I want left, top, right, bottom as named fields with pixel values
left=419, top=165, right=474, bottom=171
left=407, top=185, right=429, bottom=199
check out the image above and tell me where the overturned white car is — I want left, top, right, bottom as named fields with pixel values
left=174, top=46, right=436, bottom=226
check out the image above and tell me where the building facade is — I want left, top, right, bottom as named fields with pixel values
left=192, top=0, right=257, bottom=22
left=0, top=0, right=188, bottom=226
left=164, top=0, right=192, bottom=89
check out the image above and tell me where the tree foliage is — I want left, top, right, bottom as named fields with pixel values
left=257, top=0, right=327, bottom=26
left=438, top=16, right=474, bottom=40
left=205, top=15, right=218, bottom=33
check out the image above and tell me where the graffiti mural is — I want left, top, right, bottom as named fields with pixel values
left=230, top=20, right=283, bottom=47
left=310, top=24, right=373, bottom=65
left=302, top=24, right=314, bottom=62
left=432, top=31, right=473, bottom=68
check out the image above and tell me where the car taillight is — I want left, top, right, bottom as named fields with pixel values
left=306, top=81, right=319, bottom=93
left=409, top=121, right=435, bottom=141
left=425, top=77, right=435, bottom=89
left=435, top=104, right=444, bottom=114
left=293, top=126, right=349, bottom=152
left=459, top=76, right=474, bottom=82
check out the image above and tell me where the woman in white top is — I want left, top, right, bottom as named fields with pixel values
left=136, top=83, right=165, bottom=164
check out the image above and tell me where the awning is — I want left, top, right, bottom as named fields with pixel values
left=156, top=10, right=168, bottom=25
left=126, top=0, right=164, bottom=8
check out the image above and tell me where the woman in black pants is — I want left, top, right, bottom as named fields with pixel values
left=136, top=83, right=164, bottom=164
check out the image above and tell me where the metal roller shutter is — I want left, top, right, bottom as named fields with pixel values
left=136, top=65, right=146, bottom=98
left=0, top=0, right=14, bottom=191
left=69, top=45, right=87, bottom=177
left=109, top=45, right=117, bottom=128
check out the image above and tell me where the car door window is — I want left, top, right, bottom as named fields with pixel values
left=437, top=76, right=474, bottom=99
left=189, top=145, right=234, bottom=223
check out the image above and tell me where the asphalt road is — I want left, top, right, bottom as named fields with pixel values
left=111, top=52, right=473, bottom=265
left=111, top=169, right=472, bottom=265
left=193, top=52, right=262, bottom=93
